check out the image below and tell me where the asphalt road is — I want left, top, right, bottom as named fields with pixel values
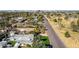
left=43, top=16, right=66, bottom=48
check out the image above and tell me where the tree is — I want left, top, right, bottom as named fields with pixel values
left=34, top=27, right=40, bottom=35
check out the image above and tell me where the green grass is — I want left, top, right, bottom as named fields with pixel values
left=40, top=36, right=50, bottom=44
left=7, top=40, right=16, bottom=46
left=32, top=35, right=50, bottom=48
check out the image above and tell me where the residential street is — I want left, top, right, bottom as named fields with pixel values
left=43, top=16, right=66, bottom=48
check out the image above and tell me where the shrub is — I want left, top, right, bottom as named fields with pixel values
left=7, top=40, right=16, bottom=47
left=53, top=19, right=57, bottom=22
left=64, top=31, right=71, bottom=38
left=27, top=44, right=31, bottom=47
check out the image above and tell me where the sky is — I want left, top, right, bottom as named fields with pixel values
left=0, top=0, right=78, bottom=10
